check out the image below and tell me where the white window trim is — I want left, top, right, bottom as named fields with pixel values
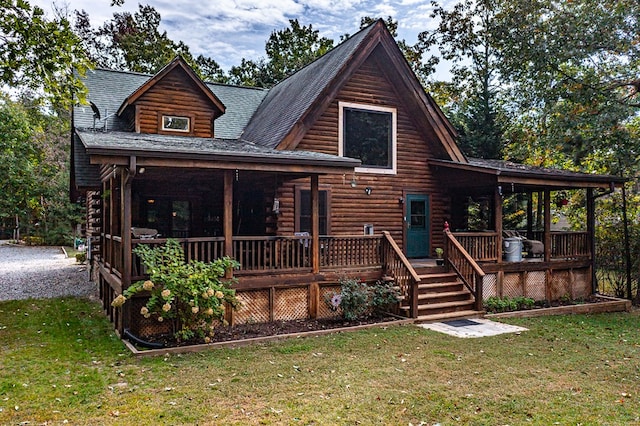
left=161, top=115, right=190, bottom=133
left=338, top=101, right=397, bottom=175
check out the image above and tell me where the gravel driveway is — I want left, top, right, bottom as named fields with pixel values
left=0, top=241, right=98, bottom=301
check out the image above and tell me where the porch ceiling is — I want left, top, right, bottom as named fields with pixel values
left=77, top=130, right=360, bottom=174
left=430, top=158, right=626, bottom=192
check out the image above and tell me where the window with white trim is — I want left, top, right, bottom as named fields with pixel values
left=339, top=102, right=397, bottom=174
left=161, top=115, right=190, bottom=132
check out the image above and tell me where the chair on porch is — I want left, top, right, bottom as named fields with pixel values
left=502, top=230, right=544, bottom=258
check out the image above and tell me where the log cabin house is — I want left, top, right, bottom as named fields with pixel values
left=71, top=20, right=625, bottom=339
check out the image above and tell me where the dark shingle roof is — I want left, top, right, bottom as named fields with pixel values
left=73, top=69, right=268, bottom=139
left=468, top=158, right=624, bottom=182
left=430, top=157, right=626, bottom=187
left=76, top=130, right=360, bottom=169
left=240, top=23, right=377, bottom=148
left=72, top=134, right=100, bottom=188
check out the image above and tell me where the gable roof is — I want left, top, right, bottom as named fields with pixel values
left=74, top=69, right=267, bottom=139
left=116, top=56, right=226, bottom=118
left=241, top=19, right=465, bottom=162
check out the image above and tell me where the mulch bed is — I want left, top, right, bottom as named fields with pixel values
left=132, top=313, right=402, bottom=349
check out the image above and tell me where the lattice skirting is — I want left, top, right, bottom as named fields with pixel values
left=318, top=285, right=342, bottom=319
left=481, top=267, right=591, bottom=301
left=525, top=271, right=547, bottom=300
left=234, top=289, right=271, bottom=324
left=274, top=287, right=309, bottom=321
left=503, top=273, right=524, bottom=298
left=483, top=274, right=497, bottom=298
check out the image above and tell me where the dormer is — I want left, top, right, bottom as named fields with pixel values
left=116, top=56, right=225, bottom=138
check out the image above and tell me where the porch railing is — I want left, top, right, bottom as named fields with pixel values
left=451, top=232, right=499, bottom=261
left=232, top=236, right=311, bottom=272
left=131, top=237, right=225, bottom=280
left=551, top=231, right=589, bottom=258
left=319, top=235, right=383, bottom=269
left=108, top=234, right=388, bottom=281
left=102, top=234, right=123, bottom=278
left=452, top=230, right=591, bottom=261
left=381, top=231, right=420, bottom=318
left=445, top=231, right=485, bottom=311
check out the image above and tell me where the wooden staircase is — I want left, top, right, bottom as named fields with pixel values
left=400, top=263, right=484, bottom=323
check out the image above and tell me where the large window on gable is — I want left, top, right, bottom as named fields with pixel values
left=339, top=102, right=397, bottom=174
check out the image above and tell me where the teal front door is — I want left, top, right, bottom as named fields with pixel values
left=406, top=194, right=430, bottom=258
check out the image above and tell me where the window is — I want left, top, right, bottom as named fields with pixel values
left=161, top=115, right=190, bottom=132
left=339, top=102, right=397, bottom=174
left=295, top=188, right=330, bottom=235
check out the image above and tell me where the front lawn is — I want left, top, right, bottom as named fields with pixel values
left=0, top=298, right=638, bottom=425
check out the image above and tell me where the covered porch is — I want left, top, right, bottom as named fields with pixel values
left=432, top=158, right=626, bottom=302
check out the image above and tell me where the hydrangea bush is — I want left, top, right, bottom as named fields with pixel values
left=112, top=239, right=240, bottom=342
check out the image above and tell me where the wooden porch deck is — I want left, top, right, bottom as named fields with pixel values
left=95, top=230, right=594, bottom=338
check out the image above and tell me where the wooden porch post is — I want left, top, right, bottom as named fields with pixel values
left=544, top=189, right=551, bottom=262
left=586, top=188, right=596, bottom=293
left=526, top=192, right=534, bottom=236
left=495, top=186, right=503, bottom=263
left=223, top=170, right=233, bottom=258
left=311, top=174, right=320, bottom=274
left=109, top=172, right=115, bottom=274
left=121, top=158, right=135, bottom=291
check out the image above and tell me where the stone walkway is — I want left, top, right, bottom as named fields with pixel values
left=418, top=317, right=528, bottom=338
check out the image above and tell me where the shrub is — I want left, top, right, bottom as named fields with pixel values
left=484, top=296, right=534, bottom=313
left=325, top=277, right=400, bottom=321
left=112, top=239, right=240, bottom=342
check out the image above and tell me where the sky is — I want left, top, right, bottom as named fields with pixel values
left=31, top=0, right=455, bottom=76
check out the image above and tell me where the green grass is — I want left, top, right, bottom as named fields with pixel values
left=1, top=298, right=639, bottom=425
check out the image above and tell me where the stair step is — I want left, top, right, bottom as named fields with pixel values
left=417, top=290, right=472, bottom=301
left=415, top=310, right=484, bottom=324
left=418, top=281, right=464, bottom=292
left=400, top=299, right=475, bottom=312
left=417, top=272, right=459, bottom=283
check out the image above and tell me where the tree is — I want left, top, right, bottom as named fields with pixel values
left=0, top=0, right=91, bottom=108
left=229, top=19, right=334, bottom=88
left=0, top=95, right=82, bottom=243
left=264, top=19, right=333, bottom=85
left=418, top=0, right=506, bottom=158
left=493, top=0, right=640, bottom=170
left=74, top=4, right=227, bottom=82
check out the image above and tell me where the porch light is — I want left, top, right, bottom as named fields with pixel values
left=147, top=199, right=155, bottom=204
left=138, top=167, right=146, bottom=174
left=365, top=187, right=372, bottom=195
left=350, top=175, right=357, bottom=188
left=272, top=198, right=280, bottom=215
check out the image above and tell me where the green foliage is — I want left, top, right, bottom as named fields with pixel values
left=73, top=5, right=227, bottom=82
left=326, top=277, right=400, bottom=321
left=0, top=0, right=91, bottom=108
left=0, top=95, right=83, bottom=244
left=229, top=19, right=333, bottom=88
left=420, top=0, right=506, bottom=159
left=484, top=296, right=534, bottom=313
left=115, top=240, right=240, bottom=342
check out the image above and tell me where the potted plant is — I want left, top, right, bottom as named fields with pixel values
left=435, top=247, right=444, bottom=266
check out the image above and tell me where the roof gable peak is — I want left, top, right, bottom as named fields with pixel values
left=117, top=56, right=226, bottom=117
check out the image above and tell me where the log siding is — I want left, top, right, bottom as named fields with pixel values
left=279, top=55, right=449, bottom=254
left=134, top=67, right=218, bottom=137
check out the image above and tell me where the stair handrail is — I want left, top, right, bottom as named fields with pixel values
left=381, top=231, right=421, bottom=318
left=444, top=229, right=485, bottom=311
